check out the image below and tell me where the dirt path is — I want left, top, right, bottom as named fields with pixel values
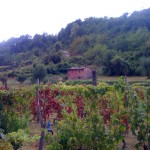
left=21, top=120, right=42, bottom=150
left=21, top=114, right=57, bottom=150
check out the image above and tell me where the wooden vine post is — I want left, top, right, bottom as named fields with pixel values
left=124, top=75, right=129, bottom=134
left=92, top=70, right=97, bottom=86
left=36, top=78, right=45, bottom=150
left=122, top=75, right=128, bottom=149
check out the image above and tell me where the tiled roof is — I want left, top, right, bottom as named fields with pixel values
left=68, top=67, right=85, bottom=70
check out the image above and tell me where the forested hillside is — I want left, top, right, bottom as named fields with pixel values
left=0, top=8, right=150, bottom=80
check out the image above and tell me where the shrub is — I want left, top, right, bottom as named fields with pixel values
left=17, top=74, right=27, bottom=83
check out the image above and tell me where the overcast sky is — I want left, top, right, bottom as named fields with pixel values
left=0, top=0, right=150, bottom=42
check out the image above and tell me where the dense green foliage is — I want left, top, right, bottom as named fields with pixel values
left=31, top=64, right=47, bottom=83
left=0, top=87, right=32, bottom=134
left=0, top=8, right=150, bottom=78
left=0, top=77, right=149, bottom=149
left=29, top=78, right=150, bottom=149
left=17, top=73, right=27, bottom=83
left=0, top=86, right=39, bottom=149
left=140, top=57, right=150, bottom=78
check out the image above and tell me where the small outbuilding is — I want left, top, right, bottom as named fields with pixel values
left=60, top=50, right=70, bottom=58
left=68, top=67, right=92, bottom=80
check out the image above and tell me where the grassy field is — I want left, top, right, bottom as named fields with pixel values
left=97, top=76, right=149, bottom=82
left=0, top=76, right=149, bottom=88
left=0, top=77, right=32, bottom=88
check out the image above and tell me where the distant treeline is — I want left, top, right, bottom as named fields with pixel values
left=0, top=8, right=150, bottom=78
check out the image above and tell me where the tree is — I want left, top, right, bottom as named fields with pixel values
left=50, top=53, right=62, bottom=64
left=43, top=52, right=62, bottom=65
left=46, top=63, right=58, bottom=74
left=0, top=75, right=8, bottom=88
left=53, top=41, right=62, bottom=51
left=84, top=44, right=108, bottom=65
left=111, top=56, right=130, bottom=76
left=57, top=62, right=70, bottom=74
left=68, top=56, right=85, bottom=66
left=17, top=74, right=27, bottom=84
left=103, top=50, right=116, bottom=75
left=141, top=57, right=150, bottom=79
left=31, top=64, right=47, bottom=83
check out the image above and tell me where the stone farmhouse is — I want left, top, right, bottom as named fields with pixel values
left=68, top=67, right=92, bottom=80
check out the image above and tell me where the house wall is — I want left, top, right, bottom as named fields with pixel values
left=68, top=67, right=92, bottom=80
left=68, top=68, right=84, bottom=80
left=83, top=68, right=92, bottom=78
